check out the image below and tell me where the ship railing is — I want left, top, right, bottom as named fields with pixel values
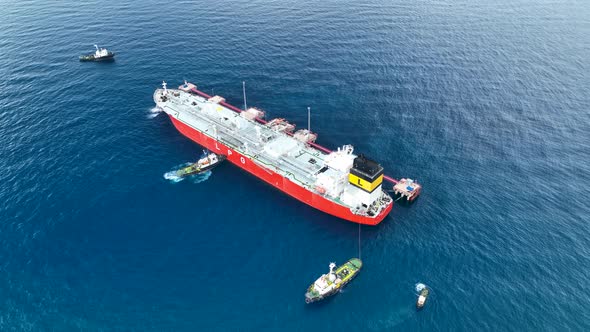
left=188, top=104, right=261, bottom=149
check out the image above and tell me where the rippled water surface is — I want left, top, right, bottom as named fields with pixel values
left=1, top=0, right=589, bottom=330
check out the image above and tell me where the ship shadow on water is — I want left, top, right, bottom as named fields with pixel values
left=91, top=58, right=116, bottom=63
left=302, top=290, right=343, bottom=309
left=79, top=58, right=116, bottom=65
left=393, top=194, right=421, bottom=207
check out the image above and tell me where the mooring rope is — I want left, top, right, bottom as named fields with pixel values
left=358, top=223, right=362, bottom=260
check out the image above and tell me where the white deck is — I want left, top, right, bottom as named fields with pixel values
left=158, top=89, right=338, bottom=188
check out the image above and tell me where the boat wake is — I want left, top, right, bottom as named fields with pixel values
left=164, top=163, right=212, bottom=183
left=147, top=107, right=163, bottom=119
left=415, top=283, right=427, bottom=293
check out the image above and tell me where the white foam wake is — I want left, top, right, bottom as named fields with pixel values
left=163, top=163, right=212, bottom=184
left=147, top=107, right=163, bottom=119
left=189, top=170, right=212, bottom=183
left=163, top=171, right=183, bottom=183
left=164, top=162, right=191, bottom=182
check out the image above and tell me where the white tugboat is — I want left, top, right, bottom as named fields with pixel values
left=79, top=45, right=115, bottom=61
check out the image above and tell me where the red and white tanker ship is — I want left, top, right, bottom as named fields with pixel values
left=154, top=81, right=396, bottom=225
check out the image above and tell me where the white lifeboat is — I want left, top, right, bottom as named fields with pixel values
left=240, top=107, right=265, bottom=121
left=293, top=129, right=317, bottom=144
left=179, top=81, right=197, bottom=92
left=208, top=95, right=226, bottom=104
left=266, top=118, right=295, bottom=133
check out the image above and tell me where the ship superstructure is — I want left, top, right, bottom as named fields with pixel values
left=154, top=81, right=393, bottom=225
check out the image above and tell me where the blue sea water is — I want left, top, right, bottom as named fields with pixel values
left=1, top=0, right=589, bottom=330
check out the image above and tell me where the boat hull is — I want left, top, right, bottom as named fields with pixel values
left=167, top=114, right=392, bottom=225
left=79, top=52, right=115, bottom=62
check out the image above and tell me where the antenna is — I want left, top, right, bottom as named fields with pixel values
left=243, top=81, right=247, bottom=110
left=307, top=106, right=311, bottom=132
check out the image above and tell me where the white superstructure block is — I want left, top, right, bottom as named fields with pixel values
left=341, top=183, right=382, bottom=207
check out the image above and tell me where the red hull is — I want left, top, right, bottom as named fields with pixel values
left=168, top=115, right=392, bottom=225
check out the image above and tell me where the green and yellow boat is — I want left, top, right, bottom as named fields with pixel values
left=174, top=151, right=226, bottom=178
left=416, top=283, right=430, bottom=309
left=305, top=258, right=362, bottom=303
